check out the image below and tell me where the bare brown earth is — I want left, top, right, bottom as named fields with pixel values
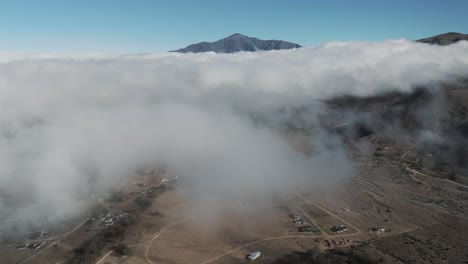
left=90, top=139, right=468, bottom=264
left=1, top=135, right=467, bottom=264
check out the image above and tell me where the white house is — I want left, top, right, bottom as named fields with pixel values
left=247, top=251, right=261, bottom=260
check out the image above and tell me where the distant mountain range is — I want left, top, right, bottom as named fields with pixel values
left=172, top=33, right=301, bottom=53
left=171, top=32, right=467, bottom=54
left=417, top=32, right=468, bottom=45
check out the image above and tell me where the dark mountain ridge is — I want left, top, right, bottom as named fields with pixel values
left=172, top=33, right=301, bottom=53
left=417, top=32, right=468, bottom=45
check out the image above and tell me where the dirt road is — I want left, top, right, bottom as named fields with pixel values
left=20, top=218, right=90, bottom=264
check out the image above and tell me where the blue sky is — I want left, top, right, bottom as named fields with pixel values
left=0, top=0, right=467, bottom=53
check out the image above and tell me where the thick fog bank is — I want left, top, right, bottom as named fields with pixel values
left=0, top=40, right=468, bottom=229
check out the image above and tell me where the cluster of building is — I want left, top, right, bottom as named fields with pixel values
left=368, top=227, right=386, bottom=234
left=16, top=241, right=46, bottom=251
left=324, top=238, right=351, bottom=249
left=289, top=212, right=303, bottom=221
left=286, top=208, right=319, bottom=233
left=136, top=182, right=146, bottom=188
left=15, top=230, right=49, bottom=250
left=293, top=219, right=308, bottom=225
left=331, top=224, right=348, bottom=233
left=298, top=226, right=317, bottom=233
left=26, top=230, right=49, bottom=240
left=96, top=211, right=127, bottom=226
left=161, top=175, right=178, bottom=183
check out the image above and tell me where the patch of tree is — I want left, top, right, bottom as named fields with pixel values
left=158, top=183, right=174, bottom=192
left=90, top=204, right=108, bottom=218
left=108, top=191, right=124, bottom=203
left=113, top=243, right=130, bottom=256
left=149, top=210, right=164, bottom=217
left=432, top=161, right=456, bottom=180
left=0, top=231, right=22, bottom=245
left=271, top=248, right=374, bottom=264
left=66, top=217, right=135, bottom=264
left=447, top=169, right=456, bottom=180
left=147, top=183, right=172, bottom=199
left=433, top=161, right=448, bottom=172
left=134, top=196, right=152, bottom=210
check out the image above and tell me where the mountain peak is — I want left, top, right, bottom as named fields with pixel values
left=228, top=33, right=244, bottom=37
left=172, top=34, right=301, bottom=53
left=417, top=32, right=468, bottom=45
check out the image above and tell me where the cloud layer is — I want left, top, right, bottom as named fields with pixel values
left=0, top=40, right=468, bottom=228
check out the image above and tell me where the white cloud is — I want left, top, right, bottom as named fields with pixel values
left=0, top=40, right=467, bottom=227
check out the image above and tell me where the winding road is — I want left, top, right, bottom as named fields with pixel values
left=95, top=219, right=189, bottom=264
left=20, top=218, right=90, bottom=264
